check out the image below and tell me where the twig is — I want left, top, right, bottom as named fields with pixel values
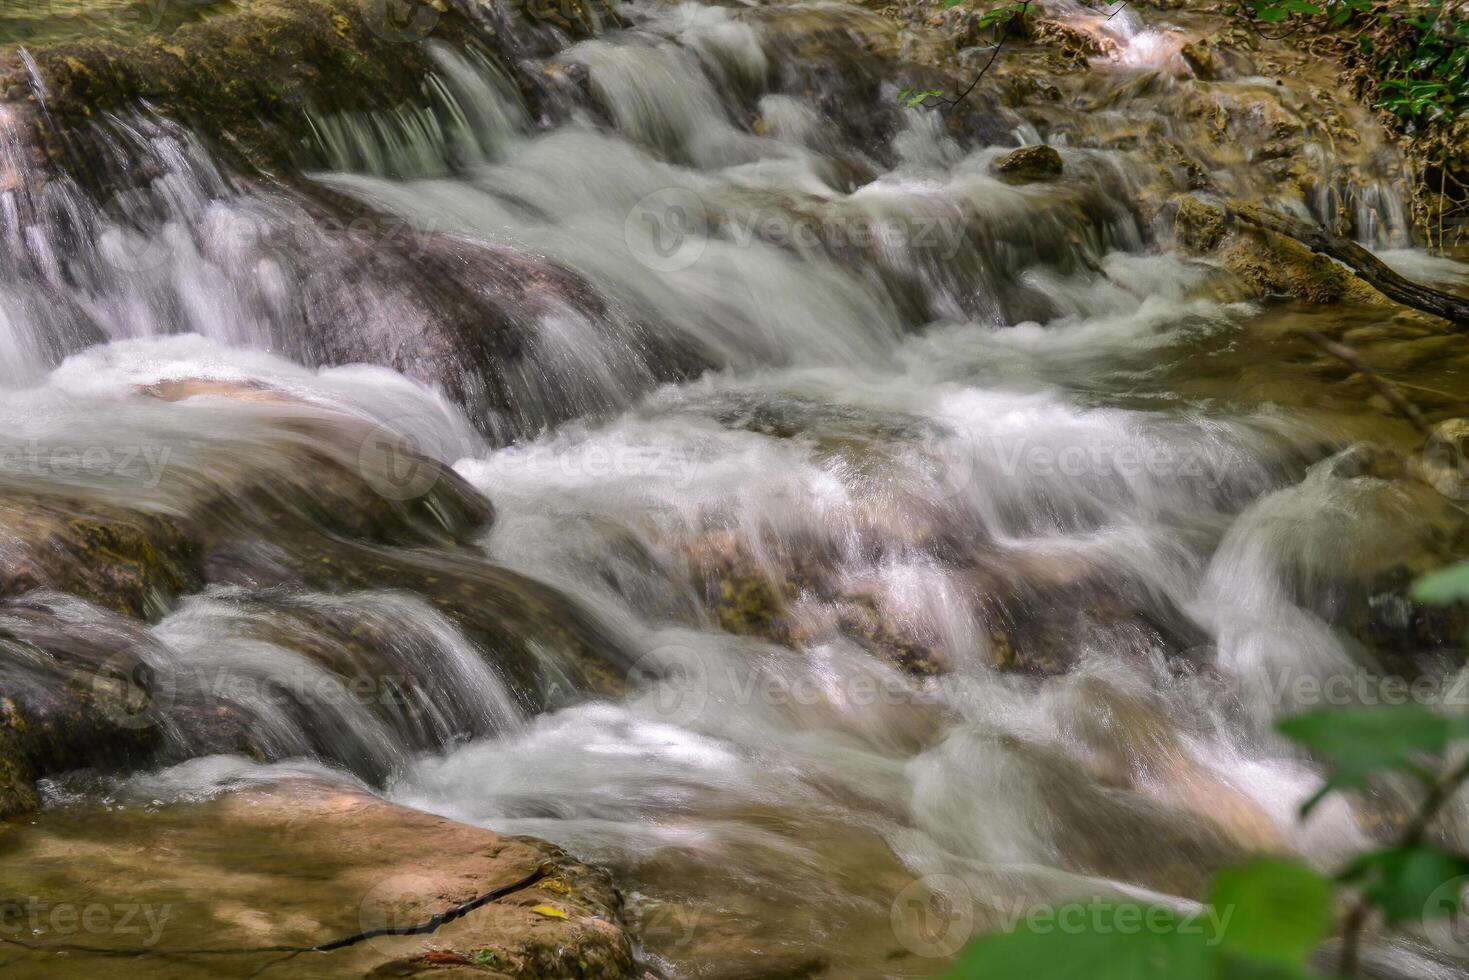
left=0, top=865, right=550, bottom=963
left=924, top=0, right=1030, bottom=110
left=1297, top=328, right=1430, bottom=433
left=1340, top=758, right=1469, bottom=977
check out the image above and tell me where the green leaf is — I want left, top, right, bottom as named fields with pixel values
left=1276, top=706, right=1454, bottom=813
left=943, top=905, right=1211, bottom=979
left=1208, top=859, right=1331, bottom=966
left=977, top=2, right=1027, bottom=28
left=905, top=89, right=945, bottom=107
left=1340, top=844, right=1469, bottom=924
left=1214, top=956, right=1315, bottom=980
left=1412, top=563, right=1469, bottom=605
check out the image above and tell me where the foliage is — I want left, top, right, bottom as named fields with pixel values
left=896, top=86, right=947, bottom=106
left=941, top=565, right=1469, bottom=979
left=896, top=0, right=1030, bottom=107
left=911, top=2, right=1469, bottom=126
left=1241, top=1, right=1469, bottom=129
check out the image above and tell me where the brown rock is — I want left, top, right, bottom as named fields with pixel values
left=1412, top=418, right=1469, bottom=501
left=0, top=777, right=636, bottom=978
left=992, top=144, right=1064, bottom=182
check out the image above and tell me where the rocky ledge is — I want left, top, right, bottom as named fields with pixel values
left=0, top=776, right=637, bottom=978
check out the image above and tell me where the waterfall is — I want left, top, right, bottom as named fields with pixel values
left=0, top=0, right=1459, bottom=977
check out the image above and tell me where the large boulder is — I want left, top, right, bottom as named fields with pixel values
left=0, top=391, right=629, bottom=811
left=0, top=776, right=637, bottom=978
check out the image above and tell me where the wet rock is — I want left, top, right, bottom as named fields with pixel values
left=992, top=144, right=1064, bottom=182
left=1032, top=18, right=1116, bottom=65
left=0, top=777, right=637, bottom=979
left=687, top=529, right=951, bottom=676
left=758, top=3, right=1017, bottom=163
left=973, top=556, right=1203, bottom=676
left=1411, top=417, right=1469, bottom=501
left=931, top=723, right=1282, bottom=901
left=0, top=594, right=166, bottom=816
left=0, top=489, right=201, bottom=618
left=1328, top=443, right=1408, bottom=482
left=1179, top=39, right=1217, bottom=80
left=1170, top=195, right=1389, bottom=306
left=0, top=0, right=610, bottom=177
left=0, top=398, right=629, bottom=793
left=294, top=214, right=683, bottom=441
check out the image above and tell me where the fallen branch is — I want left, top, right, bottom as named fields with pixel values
left=1224, top=203, right=1469, bottom=327
left=1297, top=328, right=1431, bottom=433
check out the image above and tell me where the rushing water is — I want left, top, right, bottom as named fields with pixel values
left=4, top=0, right=1469, bottom=977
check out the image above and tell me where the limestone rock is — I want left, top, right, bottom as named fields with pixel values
left=1412, top=417, right=1469, bottom=501
left=0, top=777, right=637, bottom=978
left=992, top=144, right=1065, bottom=182
left=1170, top=196, right=1390, bottom=306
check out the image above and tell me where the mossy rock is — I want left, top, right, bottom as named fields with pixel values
left=1, top=0, right=615, bottom=176
left=0, top=595, right=167, bottom=817
left=0, top=491, right=201, bottom=618
left=1170, top=195, right=1389, bottom=307
left=992, top=143, right=1064, bottom=183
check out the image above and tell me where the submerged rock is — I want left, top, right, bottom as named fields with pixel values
left=1, top=777, right=637, bottom=978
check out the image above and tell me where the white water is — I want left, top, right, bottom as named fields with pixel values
left=5, top=0, right=1465, bottom=976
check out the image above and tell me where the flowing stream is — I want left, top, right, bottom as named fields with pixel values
left=4, top=0, right=1469, bottom=977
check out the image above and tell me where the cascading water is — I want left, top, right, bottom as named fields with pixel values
left=1, top=0, right=1466, bottom=977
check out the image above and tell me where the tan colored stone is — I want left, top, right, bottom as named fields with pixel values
left=0, top=778, right=635, bottom=979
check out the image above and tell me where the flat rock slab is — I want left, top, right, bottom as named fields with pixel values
left=0, top=776, right=635, bottom=979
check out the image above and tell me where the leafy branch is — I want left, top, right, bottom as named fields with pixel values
left=1238, top=1, right=1469, bottom=128
left=897, top=1, right=1031, bottom=110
